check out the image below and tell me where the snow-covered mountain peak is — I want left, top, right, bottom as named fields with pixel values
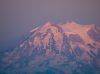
left=1, top=21, right=100, bottom=74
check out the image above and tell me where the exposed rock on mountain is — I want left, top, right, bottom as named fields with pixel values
left=0, top=22, right=100, bottom=74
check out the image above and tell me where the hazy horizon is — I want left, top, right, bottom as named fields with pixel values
left=0, top=0, right=100, bottom=52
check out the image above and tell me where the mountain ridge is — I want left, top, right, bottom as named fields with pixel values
left=0, top=22, right=100, bottom=74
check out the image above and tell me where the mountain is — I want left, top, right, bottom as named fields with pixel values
left=0, top=22, right=100, bottom=74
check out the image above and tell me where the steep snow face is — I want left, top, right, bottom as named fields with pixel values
left=60, top=22, right=96, bottom=44
left=88, top=25, right=100, bottom=42
left=30, top=22, right=64, bottom=51
left=30, top=22, right=100, bottom=48
left=0, top=22, right=100, bottom=74
left=29, top=22, right=100, bottom=51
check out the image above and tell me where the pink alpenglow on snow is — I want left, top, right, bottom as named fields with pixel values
left=0, top=22, right=100, bottom=74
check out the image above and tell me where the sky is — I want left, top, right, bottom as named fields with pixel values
left=0, top=0, right=100, bottom=52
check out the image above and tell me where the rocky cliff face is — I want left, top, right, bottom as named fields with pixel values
left=0, top=22, right=100, bottom=74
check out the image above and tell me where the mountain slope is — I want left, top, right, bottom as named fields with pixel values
left=0, top=22, right=100, bottom=74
